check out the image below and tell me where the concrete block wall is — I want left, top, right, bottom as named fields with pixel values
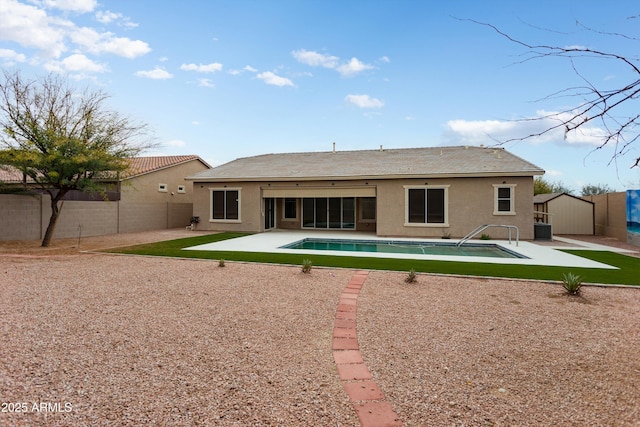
left=583, top=192, right=627, bottom=241
left=0, top=194, right=194, bottom=241
left=48, top=199, right=118, bottom=239
left=0, top=194, right=42, bottom=240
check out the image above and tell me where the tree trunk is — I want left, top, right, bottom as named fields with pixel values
left=41, top=191, right=67, bottom=247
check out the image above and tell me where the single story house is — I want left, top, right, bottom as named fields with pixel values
left=534, top=192, right=595, bottom=235
left=186, top=146, right=545, bottom=239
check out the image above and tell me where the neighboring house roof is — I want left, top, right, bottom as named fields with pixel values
left=121, top=155, right=211, bottom=179
left=534, top=192, right=594, bottom=205
left=187, top=146, right=545, bottom=182
left=0, top=155, right=210, bottom=184
left=0, top=166, right=30, bottom=184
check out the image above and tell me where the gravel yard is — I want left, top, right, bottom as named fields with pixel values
left=1, top=231, right=639, bottom=426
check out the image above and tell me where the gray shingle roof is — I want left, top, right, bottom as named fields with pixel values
left=187, top=146, right=544, bottom=182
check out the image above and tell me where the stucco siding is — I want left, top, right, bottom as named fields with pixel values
left=192, top=176, right=536, bottom=239
left=120, top=159, right=207, bottom=204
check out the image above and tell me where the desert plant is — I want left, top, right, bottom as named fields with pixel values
left=480, top=233, right=491, bottom=240
left=218, top=258, right=225, bottom=267
left=301, top=259, right=312, bottom=274
left=562, top=272, right=583, bottom=295
left=405, top=268, right=417, bottom=283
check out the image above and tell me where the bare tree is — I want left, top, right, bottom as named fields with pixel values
left=467, top=18, right=640, bottom=169
left=0, top=70, right=153, bottom=246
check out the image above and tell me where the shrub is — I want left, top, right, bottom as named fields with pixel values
left=480, top=233, right=491, bottom=240
left=405, top=268, right=417, bottom=283
left=218, top=259, right=225, bottom=267
left=562, top=272, right=583, bottom=295
left=301, top=259, right=312, bottom=274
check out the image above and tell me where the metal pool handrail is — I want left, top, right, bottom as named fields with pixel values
left=456, top=224, right=519, bottom=247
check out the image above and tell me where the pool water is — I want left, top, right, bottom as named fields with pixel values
left=281, top=238, right=528, bottom=259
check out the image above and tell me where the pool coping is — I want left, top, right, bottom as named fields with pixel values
left=184, top=231, right=629, bottom=269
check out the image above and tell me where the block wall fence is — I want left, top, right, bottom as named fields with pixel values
left=0, top=193, right=193, bottom=241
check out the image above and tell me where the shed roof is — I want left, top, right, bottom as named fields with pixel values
left=533, top=192, right=594, bottom=205
left=187, top=146, right=544, bottom=182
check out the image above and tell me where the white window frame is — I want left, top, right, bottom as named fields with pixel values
left=493, top=184, right=516, bottom=215
left=158, top=183, right=168, bottom=192
left=209, top=187, right=242, bottom=223
left=403, top=185, right=450, bottom=227
left=177, top=185, right=186, bottom=194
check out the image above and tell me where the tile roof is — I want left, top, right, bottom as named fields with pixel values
left=187, top=146, right=545, bottom=182
left=122, top=155, right=208, bottom=178
left=0, top=155, right=208, bottom=183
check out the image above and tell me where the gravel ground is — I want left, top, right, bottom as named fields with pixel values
left=1, top=231, right=639, bottom=426
left=358, top=273, right=640, bottom=426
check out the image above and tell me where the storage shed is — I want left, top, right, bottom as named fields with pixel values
left=534, top=192, right=594, bottom=235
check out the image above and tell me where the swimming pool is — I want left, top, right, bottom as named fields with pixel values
left=280, top=238, right=528, bottom=259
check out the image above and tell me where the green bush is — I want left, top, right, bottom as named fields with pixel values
left=218, top=258, right=225, bottom=267
left=301, top=259, right=312, bottom=274
left=480, top=233, right=491, bottom=240
left=405, top=268, right=417, bottom=283
left=562, top=272, right=583, bottom=295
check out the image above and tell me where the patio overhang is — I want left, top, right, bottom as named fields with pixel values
left=261, top=186, right=376, bottom=198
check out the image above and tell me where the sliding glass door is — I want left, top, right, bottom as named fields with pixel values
left=302, top=197, right=355, bottom=229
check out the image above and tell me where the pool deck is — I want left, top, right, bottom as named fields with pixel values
left=184, top=231, right=637, bottom=269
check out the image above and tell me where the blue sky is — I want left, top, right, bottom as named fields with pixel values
left=1, top=0, right=640, bottom=192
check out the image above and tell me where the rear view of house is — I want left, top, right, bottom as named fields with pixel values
left=187, top=146, right=544, bottom=240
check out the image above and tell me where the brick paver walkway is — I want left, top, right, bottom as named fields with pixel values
left=332, top=271, right=402, bottom=427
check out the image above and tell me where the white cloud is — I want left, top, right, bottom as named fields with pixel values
left=444, top=110, right=609, bottom=147
left=292, top=49, right=339, bottom=68
left=292, top=49, right=375, bottom=77
left=135, top=67, right=173, bottom=79
left=0, top=48, right=27, bottom=63
left=337, top=57, right=375, bottom=77
left=0, top=0, right=68, bottom=58
left=197, top=78, right=215, bottom=88
left=45, top=53, right=106, bottom=73
left=379, top=56, right=390, bottom=63
left=0, top=0, right=149, bottom=63
left=70, top=27, right=150, bottom=58
left=95, top=10, right=120, bottom=24
left=180, top=63, right=223, bottom=73
left=229, top=65, right=257, bottom=75
left=257, top=71, right=294, bottom=87
left=345, top=94, right=384, bottom=108
left=44, top=0, right=98, bottom=13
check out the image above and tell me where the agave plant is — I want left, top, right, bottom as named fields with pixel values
left=562, top=272, right=583, bottom=295
left=301, top=259, right=312, bottom=274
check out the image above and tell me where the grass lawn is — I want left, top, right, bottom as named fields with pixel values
left=107, top=232, right=639, bottom=286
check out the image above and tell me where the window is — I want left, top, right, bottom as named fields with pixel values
left=493, top=184, right=516, bottom=215
left=284, top=198, right=297, bottom=219
left=405, top=186, right=449, bottom=226
left=177, top=185, right=186, bottom=194
left=210, top=188, right=240, bottom=221
left=158, top=183, right=168, bottom=192
left=360, top=197, right=376, bottom=221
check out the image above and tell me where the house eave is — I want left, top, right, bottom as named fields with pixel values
left=186, top=170, right=544, bottom=183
